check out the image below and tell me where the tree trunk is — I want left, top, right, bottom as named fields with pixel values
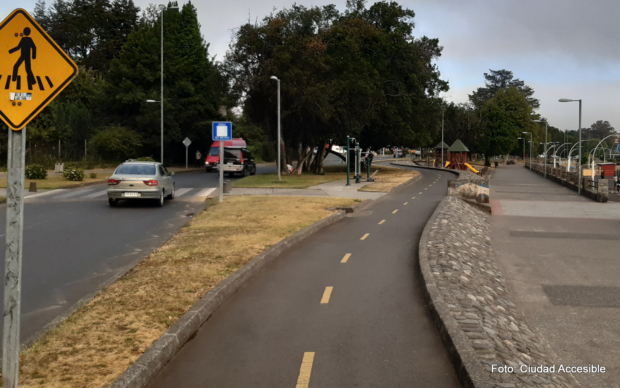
left=313, top=141, right=326, bottom=175
left=295, top=142, right=312, bottom=175
left=279, top=136, right=287, bottom=174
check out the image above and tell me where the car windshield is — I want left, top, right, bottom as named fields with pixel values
left=115, top=164, right=156, bottom=175
left=209, top=147, right=219, bottom=156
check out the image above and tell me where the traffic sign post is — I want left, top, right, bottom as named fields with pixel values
left=212, top=122, right=232, bottom=203
left=183, top=137, right=191, bottom=169
left=0, top=9, right=77, bottom=387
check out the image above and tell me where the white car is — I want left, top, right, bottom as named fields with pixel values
left=107, top=161, right=175, bottom=207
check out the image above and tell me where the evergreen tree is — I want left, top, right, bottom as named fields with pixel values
left=105, top=2, right=224, bottom=163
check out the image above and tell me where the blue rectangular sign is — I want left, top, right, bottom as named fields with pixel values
left=212, top=122, right=232, bottom=141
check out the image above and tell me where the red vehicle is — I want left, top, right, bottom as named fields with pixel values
left=205, top=138, right=247, bottom=172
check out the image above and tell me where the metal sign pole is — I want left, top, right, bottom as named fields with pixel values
left=185, top=145, right=188, bottom=169
left=3, top=126, right=25, bottom=388
left=219, top=140, right=224, bottom=203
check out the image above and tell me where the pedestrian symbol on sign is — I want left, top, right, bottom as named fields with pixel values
left=9, top=27, right=36, bottom=89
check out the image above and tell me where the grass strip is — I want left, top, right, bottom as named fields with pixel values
left=231, top=165, right=349, bottom=189
left=232, top=164, right=415, bottom=190
left=14, top=195, right=356, bottom=387
left=359, top=167, right=419, bottom=192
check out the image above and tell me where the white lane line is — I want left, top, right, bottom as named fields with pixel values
left=25, top=189, right=68, bottom=199
left=54, top=188, right=96, bottom=199
left=194, top=188, right=216, bottom=197
left=83, top=190, right=108, bottom=198
left=175, top=188, right=193, bottom=197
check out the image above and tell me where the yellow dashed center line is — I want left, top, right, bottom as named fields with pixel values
left=321, top=287, right=333, bottom=304
left=341, top=253, right=352, bottom=263
left=419, top=192, right=423, bottom=194
left=295, top=352, right=315, bottom=388
left=378, top=220, right=385, bottom=225
left=360, top=233, right=369, bottom=240
left=392, top=209, right=398, bottom=214
left=404, top=202, right=408, bottom=205
left=411, top=196, right=416, bottom=199
left=424, top=188, right=428, bottom=190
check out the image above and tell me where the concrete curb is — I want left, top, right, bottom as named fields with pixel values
left=417, top=197, right=493, bottom=388
left=111, top=206, right=352, bottom=388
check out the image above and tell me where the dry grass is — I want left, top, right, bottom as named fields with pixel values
left=0, top=174, right=112, bottom=190
left=359, top=167, right=419, bottom=192
left=14, top=195, right=356, bottom=387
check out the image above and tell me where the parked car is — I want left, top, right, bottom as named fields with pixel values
left=205, top=138, right=247, bottom=172
left=216, top=147, right=257, bottom=177
left=107, top=161, right=175, bottom=207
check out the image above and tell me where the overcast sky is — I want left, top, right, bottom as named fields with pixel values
left=4, top=0, right=619, bottom=131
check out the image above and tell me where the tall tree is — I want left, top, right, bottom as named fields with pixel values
left=225, top=0, right=447, bottom=174
left=469, top=69, right=539, bottom=110
left=480, top=87, right=536, bottom=164
left=105, top=2, right=224, bottom=163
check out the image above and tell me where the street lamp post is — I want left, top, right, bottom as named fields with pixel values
left=559, top=98, right=582, bottom=195
left=532, top=119, right=548, bottom=178
left=522, top=132, right=532, bottom=169
left=146, top=2, right=178, bottom=165
left=271, top=76, right=282, bottom=181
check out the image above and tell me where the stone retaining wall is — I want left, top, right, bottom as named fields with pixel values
left=419, top=196, right=579, bottom=388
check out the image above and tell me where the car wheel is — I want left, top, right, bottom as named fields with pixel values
left=167, top=184, right=175, bottom=199
left=243, top=166, right=250, bottom=177
left=108, top=198, right=118, bottom=207
left=206, top=167, right=212, bottom=172
left=157, top=190, right=165, bottom=207
left=250, top=165, right=256, bottom=175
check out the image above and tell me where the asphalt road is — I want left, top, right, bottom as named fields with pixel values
left=145, top=166, right=461, bottom=388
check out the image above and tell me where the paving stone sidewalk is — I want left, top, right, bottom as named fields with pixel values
left=426, top=197, right=578, bottom=388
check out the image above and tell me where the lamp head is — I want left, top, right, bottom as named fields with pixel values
left=559, top=98, right=573, bottom=102
left=146, top=100, right=158, bottom=103
left=270, top=76, right=279, bottom=80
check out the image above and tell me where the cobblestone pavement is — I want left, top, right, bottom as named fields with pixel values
left=426, top=197, right=578, bottom=388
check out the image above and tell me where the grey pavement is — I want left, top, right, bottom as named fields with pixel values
left=228, top=178, right=387, bottom=200
left=145, top=167, right=461, bottom=388
left=491, top=165, right=620, bottom=387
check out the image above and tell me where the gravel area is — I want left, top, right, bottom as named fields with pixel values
left=424, top=197, right=579, bottom=388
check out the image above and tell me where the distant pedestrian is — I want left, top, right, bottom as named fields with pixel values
left=195, top=150, right=202, bottom=167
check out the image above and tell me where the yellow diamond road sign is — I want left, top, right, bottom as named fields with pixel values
left=0, top=9, right=78, bottom=130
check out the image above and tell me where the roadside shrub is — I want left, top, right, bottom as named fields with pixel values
left=137, top=157, right=155, bottom=162
left=25, top=164, right=47, bottom=179
left=64, top=166, right=84, bottom=181
left=90, top=126, right=142, bottom=161
left=90, top=173, right=97, bottom=179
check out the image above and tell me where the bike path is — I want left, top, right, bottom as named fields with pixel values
left=146, top=168, right=461, bottom=387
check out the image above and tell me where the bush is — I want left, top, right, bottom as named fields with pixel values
left=89, top=173, right=97, bottom=179
left=64, top=166, right=84, bottom=181
left=25, top=164, right=47, bottom=179
left=90, top=126, right=143, bottom=161
left=137, top=157, right=155, bottom=162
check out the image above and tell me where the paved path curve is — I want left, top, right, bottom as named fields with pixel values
left=145, top=167, right=461, bottom=388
